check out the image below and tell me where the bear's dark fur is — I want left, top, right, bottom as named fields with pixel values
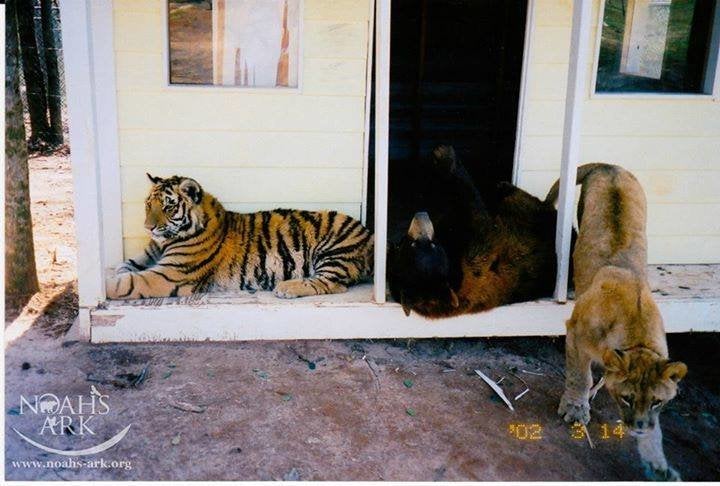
left=388, top=145, right=561, bottom=318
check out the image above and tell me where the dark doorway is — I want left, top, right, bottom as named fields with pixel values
left=369, top=0, right=528, bottom=241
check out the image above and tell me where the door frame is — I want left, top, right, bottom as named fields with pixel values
left=371, top=0, right=539, bottom=303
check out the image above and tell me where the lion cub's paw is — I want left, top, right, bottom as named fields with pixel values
left=274, top=279, right=315, bottom=299
left=558, top=395, right=591, bottom=424
left=643, top=462, right=681, bottom=482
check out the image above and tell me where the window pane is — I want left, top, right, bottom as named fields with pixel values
left=168, top=0, right=301, bottom=88
left=596, top=0, right=716, bottom=93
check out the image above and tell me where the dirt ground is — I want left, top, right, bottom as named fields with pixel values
left=4, top=152, right=720, bottom=481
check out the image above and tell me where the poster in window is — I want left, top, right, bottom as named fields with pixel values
left=169, top=0, right=301, bottom=88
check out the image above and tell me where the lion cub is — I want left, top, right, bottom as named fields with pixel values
left=550, top=164, right=687, bottom=481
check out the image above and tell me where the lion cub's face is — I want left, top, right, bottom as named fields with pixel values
left=603, top=348, right=687, bottom=435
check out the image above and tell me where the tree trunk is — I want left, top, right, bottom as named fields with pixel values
left=41, top=0, right=63, bottom=145
left=6, top=2, right=40, bottom=302
left=14, top=0, right=51, bottom=146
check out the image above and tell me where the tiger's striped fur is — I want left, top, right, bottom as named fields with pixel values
left=106, top=174, right=374, bottom=300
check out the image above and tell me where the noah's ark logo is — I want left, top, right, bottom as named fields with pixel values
left=11, top=385, right=131, bottom=456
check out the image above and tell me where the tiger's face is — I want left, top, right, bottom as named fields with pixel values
left=603, top=348, right=687, bottom=436
left=144, top=174, right=205, bottom=243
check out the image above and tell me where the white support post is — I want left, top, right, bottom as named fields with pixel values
left=553, top=0, right=593, bottom=303
left=59, top=0, right=106, bottom=338
left=373, top=0, right=391, bottom=303
left=89, top=1, right=124, bottom=268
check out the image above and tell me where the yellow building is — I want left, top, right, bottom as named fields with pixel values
left=61, top=0, right=719, bottom=342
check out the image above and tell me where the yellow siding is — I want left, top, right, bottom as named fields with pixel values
left=113, top=0, right=372, bottom=257
left=517, top=0, right=720, bottom=263
left=121, top=167, right=362, bottom=204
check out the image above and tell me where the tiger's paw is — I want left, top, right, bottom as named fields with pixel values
left=274, top=278, right=347, bottom=298
left=274, top=279, right=316, bottom=299
left=105, top=275, right=124, bottom=299
left=558, top=394, right=591, bottom=424
left=115, top=261, right=136, bottom=275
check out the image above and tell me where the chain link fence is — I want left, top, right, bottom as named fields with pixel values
left=17, top=0, right=68, bottom=144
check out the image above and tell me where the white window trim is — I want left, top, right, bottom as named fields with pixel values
left=590, top=0, right=720, bottom=100
left=161, top=0, right=305, bottom=94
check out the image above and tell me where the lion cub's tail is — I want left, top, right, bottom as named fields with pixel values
left=544, top=163, right=621, bottom=206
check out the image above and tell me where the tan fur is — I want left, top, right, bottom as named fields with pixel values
left=553, top=164, right=687, bottom=481
left=107, top=175, right=373, bottom=300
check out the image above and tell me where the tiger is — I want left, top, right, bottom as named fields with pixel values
left=106, top=174, right=374, bottom=300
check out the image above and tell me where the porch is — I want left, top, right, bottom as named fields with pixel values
left=91, top=265, right=720, bottom=342
left=58, top=0, right=720, bottom=342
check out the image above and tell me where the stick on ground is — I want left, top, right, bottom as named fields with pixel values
left=475, top=370, right=514, bottom=411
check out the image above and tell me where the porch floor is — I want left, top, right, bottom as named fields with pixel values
left=93, top=265, right=720, bottom=343
left=647, top=263, right=720, bottom=299
left=103, top=263, right=720, bottom=307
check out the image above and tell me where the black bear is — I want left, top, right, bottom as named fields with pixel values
left=388, top=145, right=561, bottom=318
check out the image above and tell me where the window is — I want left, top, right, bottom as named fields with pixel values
left=596, top=0, right=719, bottom=93
left=168, top=0, right=301, bottom=88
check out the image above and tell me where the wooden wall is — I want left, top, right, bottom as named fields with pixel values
left=113, top=0, right=372, bottom=258
left=516, top=0, right=720, bottom=263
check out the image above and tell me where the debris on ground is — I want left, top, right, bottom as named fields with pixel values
left=171, top=433, right=181, bottom=446
left=119, top=363, right=149, bottom=387
left=168, top=399, right=206, bottom=413
left=403, top=379, right=414, bottom=388
left=283, top=468, right=301, bottom=481
left=581, top=423, right=595, bottom=449
left=589, top=376, right=605, bottom=402
left=302, top=358, right=316, bottom=370
left=405, top=408, right=416, bottom=417
left=363, top=355, right=382, bottom=393
left=86, top=363, right=150, bottom=389
left=520, top=369, right=545, bottom=376
left=289, top=346, right=318, bottom=370
left=252, top=369, right=269, bottom=380
left=475, top=369, right=514, bottom=411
